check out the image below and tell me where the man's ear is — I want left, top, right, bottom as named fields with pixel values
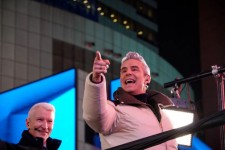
left=145, top=75, right=151, bottom=85
left=26, top=118, right=29, bottom=128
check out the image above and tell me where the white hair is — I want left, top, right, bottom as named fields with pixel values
left=121, top=52, right=151, bottom=75
left=28, top=102, right=55, bottom=119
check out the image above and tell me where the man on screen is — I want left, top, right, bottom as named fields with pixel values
left=18, top=102, right=61, bottom=150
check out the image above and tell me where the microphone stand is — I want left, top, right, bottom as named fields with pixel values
left=164, top=65, right=225, bottom=150
left=164, top=65, right=225, bottom=88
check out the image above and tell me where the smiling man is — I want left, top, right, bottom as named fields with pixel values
left=83, top=51, right=178, bottom=150
left=18, top=102, right=61, bottom=150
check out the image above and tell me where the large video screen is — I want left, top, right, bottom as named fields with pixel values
left=0, top=69, right=76, bottom=150
left=110, top=78, right=121, bottom=100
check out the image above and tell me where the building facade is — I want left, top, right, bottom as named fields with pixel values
left=0, top=0, right=194, bottom=149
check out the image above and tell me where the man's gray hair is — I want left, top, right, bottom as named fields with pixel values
left=28, top=102, right=55, bottom=119
left=121, top=52, right=150, bottom=75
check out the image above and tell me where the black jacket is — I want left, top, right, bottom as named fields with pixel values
left=18, top=130, right=61, bottom=150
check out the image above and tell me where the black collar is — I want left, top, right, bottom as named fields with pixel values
left=113, top=88, right=174, bottom=122
left=113, top=87, right=174, bottom=107
left=18, top=130, right=61, bottom=150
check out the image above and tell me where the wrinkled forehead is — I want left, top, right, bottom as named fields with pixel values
left=30, top=107, right=55, bottom=119
left=121, top=59, right=150, bottom=76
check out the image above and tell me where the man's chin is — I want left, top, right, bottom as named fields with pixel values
left=123, top=88, right=144, bottom=95
left=123, top=88, right=136, bottom=94
left=36, top=133, right=49, bottom=140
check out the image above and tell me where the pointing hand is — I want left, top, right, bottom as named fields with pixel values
left=92, top=51, right=110, bottom=83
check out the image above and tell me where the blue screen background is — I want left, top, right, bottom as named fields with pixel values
left=0, top=69, right=76, bottom=150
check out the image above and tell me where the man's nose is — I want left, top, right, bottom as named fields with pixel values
left=125, top=69, right=132, bottom=75
left=42, top=121, right=48, bottom=129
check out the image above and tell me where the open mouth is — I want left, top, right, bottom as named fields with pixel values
left=125, top=79, right=135, bottom=84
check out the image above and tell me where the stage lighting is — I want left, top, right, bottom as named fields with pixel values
left=162, top=106, right=196, bottom=146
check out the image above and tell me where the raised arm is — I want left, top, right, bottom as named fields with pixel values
left=83, top=51, right=116, bottom=134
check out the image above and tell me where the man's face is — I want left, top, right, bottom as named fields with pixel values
left=26, top=107, right=54, bottom=142
left=120, top=59, right=150, bottom=95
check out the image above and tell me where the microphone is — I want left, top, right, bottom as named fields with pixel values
left=28, top=128, right=39, bottom=131
left=170, top=78, right=182, bottom=98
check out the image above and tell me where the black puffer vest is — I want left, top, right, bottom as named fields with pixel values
left=18, top=130, right=61, bottom=150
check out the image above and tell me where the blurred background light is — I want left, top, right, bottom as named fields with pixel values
left=162, top=107, right=195, bottom=146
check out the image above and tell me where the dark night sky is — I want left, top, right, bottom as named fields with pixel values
left=158, top=0, right=200, bottom=76
left=157, top=0, right=202, bottom=102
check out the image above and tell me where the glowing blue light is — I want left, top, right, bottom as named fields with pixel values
left=110, top=78, right=121, bottom=100
left=0, top=69, right=76, bottom=150
left=178, top=135, right=212, bottom=150
left=51, top=88, right=76, bottom=150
